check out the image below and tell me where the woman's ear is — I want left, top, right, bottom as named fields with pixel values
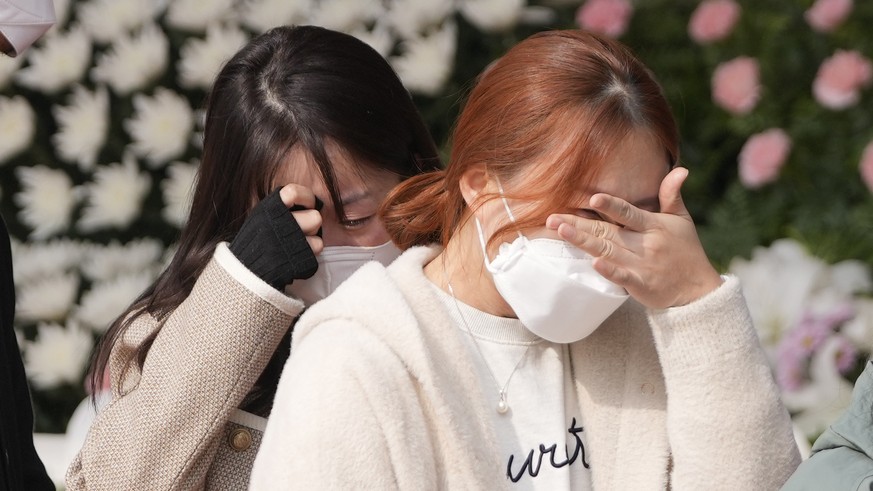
left=459, top=163, right=489, bottom=208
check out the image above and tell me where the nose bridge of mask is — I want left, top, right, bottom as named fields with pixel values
left=318, top=247, right=376, bottom=263
left=317, top=242, right=394, bottom=262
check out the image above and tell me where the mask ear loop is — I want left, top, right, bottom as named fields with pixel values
left=494, top=176, right=523, bottom=241
left=475, top=175, right=527, bottom=271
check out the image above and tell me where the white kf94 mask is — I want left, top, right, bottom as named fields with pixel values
left=476, top=188, right=629, bottom=343
left=285, top=241, right=401, bottom=306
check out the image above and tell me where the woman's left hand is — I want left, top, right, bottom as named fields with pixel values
left=546, top=167, right=723, bottom=310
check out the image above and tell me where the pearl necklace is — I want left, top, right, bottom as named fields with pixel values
left=447, top=281, right=534, bottom=415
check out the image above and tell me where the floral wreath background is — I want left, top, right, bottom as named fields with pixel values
left=2, top=0, right=872, bottom=446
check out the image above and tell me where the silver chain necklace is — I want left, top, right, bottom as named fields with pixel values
left=446, top=280, right=534, bottom=415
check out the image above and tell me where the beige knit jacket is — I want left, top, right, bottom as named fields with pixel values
left=251, top=245, right=802, bottom=490
left=66, top=243, right=304, bottom=490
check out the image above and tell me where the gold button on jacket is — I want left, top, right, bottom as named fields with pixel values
left=228, top=428, right=253, bottom=452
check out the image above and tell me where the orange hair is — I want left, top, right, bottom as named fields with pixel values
left=381, top=30, right=679, bottom=250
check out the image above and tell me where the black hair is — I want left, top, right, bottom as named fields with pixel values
left=89, top=25, right=441, bottom=413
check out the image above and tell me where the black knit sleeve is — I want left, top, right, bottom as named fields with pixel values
left=229, top=188, right=319, bottom=290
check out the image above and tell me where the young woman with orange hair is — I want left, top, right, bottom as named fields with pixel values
left=252, top=30, right=801, bottom=489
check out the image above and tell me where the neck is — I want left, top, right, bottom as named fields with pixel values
left=424, top=220, right=516, bottom=318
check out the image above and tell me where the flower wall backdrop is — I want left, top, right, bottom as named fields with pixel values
left=3, top=0, right=872, bottom=440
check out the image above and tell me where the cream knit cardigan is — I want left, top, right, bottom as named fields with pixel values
left=251, top=246, right=801, bottom=490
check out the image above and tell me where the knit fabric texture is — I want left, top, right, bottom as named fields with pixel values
left=204, top=421, right=263, bottom=490
left=229, top=188, right=318, bottom=290
left=66, top=251, right=301, bottom=490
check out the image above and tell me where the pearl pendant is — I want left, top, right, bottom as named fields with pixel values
left=497, top=392, right=509, bottom=414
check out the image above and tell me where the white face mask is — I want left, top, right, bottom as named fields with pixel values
left=0, top=0, right=56, bottom=56
left=476, top=187, right=629, bottom=343
left=285, top=241, right=401, bottom=306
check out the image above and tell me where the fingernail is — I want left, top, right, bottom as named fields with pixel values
left=558, top=223, right=576, bottom=240
left=546, top=216, right=563, bottom=229
left=590, top=194, right=604, bottom=208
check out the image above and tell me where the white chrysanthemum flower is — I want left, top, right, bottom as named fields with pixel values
left=0, top=55, right=23, bottom=90
left=81, top=238, right=164, bottom=281
left=350, top=23, right=395, bottom=57
left=125, top=88, right=194, bottom=166
left=781, top=336, right=854, bottom=438
left=14, top=166, right=78, bottom=239
left=386, top=0, right=456, bottom=39
left=75, top=271, right=155, bottom=332
left=52, top=85, right=110, bottom=170
left=177, top=23, right=249, bottom=90
left=78, top=154, right=152, bottom=232
left=459, top=0, right=525, bottom=32
left=11, top=239, right=85, bottom=285
left=162, top=160, right=199, bottom=227
left=15, top=26, right=91, bottom=94
left=239, top=0, right=311, bottom=33
left=166, top=0, right=235, bottom=32
left=844, top=298, right=873, bottom=352
left=518, top=5, right=556, bottom=25
left=0, top=96, right=35, bottom=164
left=24, top=322, right=93, bottom=389
left=92, top=24, right=169, bottom=96
left=729, top=239, right=827, bottom=352
left=77, top=0, right=164, bottom=44
left=16, top=273, right=80, bottom=323
left=307, top=0, right=383, bottom=33
left=391, top=21, right=457, bottom=96
left=828, top=260, right=873, bottom=296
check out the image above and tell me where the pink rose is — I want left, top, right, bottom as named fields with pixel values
left=813, top=50, right=872, bottom=110
left=860, top=141, right=873, bottom=193
left=738, top=129, right=792, bottom=188
left=688, top=0, right=741, bottom=44
left=711, top=56, right=761, bottom=115
left=576, top=0, right=634, bottom=38
left=805, top=0, right=853, bottom=32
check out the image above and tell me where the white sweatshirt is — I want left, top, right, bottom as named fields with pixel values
left=434, top=283, right=592, bottom=490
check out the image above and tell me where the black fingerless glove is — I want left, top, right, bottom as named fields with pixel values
left=229, top=188, right=320, bottom=290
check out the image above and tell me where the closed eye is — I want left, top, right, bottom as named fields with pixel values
left=340, top=216, right=373, bottom=229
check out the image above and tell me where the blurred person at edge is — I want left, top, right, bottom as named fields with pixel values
left=0, top=1, right=58, bottom=490
left=251, top=30, right=801, bottom=489
left=781, top=360, right=873, bottom=490
left=65, top=26, right=440, bottom=490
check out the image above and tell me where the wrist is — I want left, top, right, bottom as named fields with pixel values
left=677, top=269, right=724, bottom=307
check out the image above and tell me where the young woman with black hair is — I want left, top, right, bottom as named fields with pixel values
left=66, top=25, right=440, bottom=490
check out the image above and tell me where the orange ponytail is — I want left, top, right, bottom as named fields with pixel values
left=380, top=170, right=455, bottom=250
